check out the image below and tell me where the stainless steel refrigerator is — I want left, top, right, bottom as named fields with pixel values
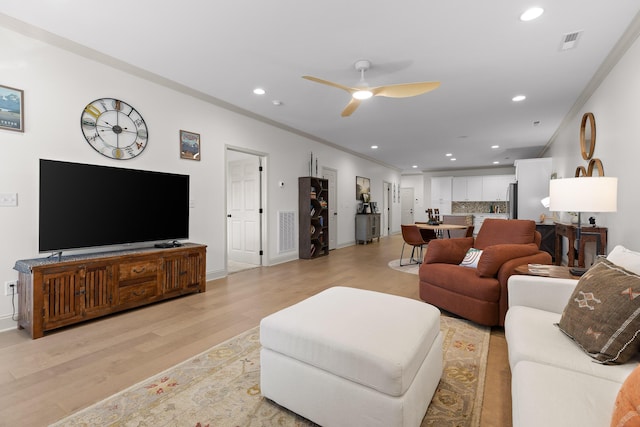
left=508, top=182, right=518, bottom=219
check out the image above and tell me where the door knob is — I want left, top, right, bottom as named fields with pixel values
left=227, top=214, right=231, bottom=217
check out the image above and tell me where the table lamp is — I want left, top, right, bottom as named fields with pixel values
left=549, top=177, right=617, bottom=274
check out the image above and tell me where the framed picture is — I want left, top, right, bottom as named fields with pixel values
left=0, top=84, right=24, bottom=132
left=356, top=176, right=370, bottom=200
left=180, top=130, right=200, bottom=160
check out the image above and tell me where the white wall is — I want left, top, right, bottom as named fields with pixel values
left=546, top=31, right=640, bottom=251
left=0, top=25, right=401, bottom=327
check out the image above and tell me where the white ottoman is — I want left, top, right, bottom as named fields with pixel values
left=260, top=286, right=443, bottom=427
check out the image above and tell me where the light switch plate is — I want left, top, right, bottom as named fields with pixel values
left=0, top=193, right=18, bottom=207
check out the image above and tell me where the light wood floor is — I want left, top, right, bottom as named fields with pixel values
left=0, top=234, right=512, bottom=426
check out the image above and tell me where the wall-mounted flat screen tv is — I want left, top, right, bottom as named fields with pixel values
left=39, top=159, right=189, bottom=253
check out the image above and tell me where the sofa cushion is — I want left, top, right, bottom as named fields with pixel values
left=474, top=218, right=535, bottom=249
left=423, top=237, right=473, bottom=264
left=476, top=243, right=539, bottom=277
left=505, top=305, right=639, bottom=383
left=460, top=248, right=483, bottom=268
left=511, top=360, right=621, bottom=427
left=420, top=263, right=500, bottom=302
left=558, top=257, right=640, bottom=364
left=608, top=245, right=640, bottom=275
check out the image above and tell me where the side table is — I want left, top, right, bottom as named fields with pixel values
left=514, top=264, right=581, bottom=280
left=554, top=222, right=607, bottom=268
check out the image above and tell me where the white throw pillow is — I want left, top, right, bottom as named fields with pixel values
left=607, top=245, right=640, bottom=275
left=460, top=248, right=483, bottom=268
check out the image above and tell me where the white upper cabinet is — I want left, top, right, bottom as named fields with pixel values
left=430, top=176, right=452, bottom=215
left=431, top=177, right=452, bottom=202
left=452, top=177, right=483, bottom=201
left=481, top=175, right=515, bottom=201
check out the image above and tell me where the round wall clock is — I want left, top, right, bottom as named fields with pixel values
left=80, top=98, right=148, bottom=160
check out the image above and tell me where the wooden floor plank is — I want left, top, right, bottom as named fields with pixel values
left=0, top=234, right=511, bottom=426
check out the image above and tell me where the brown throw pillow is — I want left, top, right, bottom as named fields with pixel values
left=558, top=257, right=640, bottom=364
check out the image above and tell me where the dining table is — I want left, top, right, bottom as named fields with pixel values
left=415, top=223, right=468, bottom=238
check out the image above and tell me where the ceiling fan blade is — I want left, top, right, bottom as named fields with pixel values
left=341, top=98, right=361, bottom=117
left=372, top=81, right=441, bottom=98
left=302, top=75, right=355, bottom=94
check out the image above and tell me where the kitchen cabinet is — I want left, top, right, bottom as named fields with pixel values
left=430, top=176, right=452, bottom=215
left=481, top=175, right=515, bottom=201
left=452, top=177, right=483, bottom=201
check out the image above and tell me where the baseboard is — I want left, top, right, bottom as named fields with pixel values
left=0, top=315, right=17, bottom=333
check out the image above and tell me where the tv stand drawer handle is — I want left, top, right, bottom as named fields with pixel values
left=133, top=267, right=146, bottom=274
left=132, top=289, right=146, bottom=297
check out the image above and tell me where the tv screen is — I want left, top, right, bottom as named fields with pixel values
left=39, top=159, right=189, bottom=253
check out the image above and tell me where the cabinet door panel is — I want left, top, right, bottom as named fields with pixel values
left=43, top=270, right=83, bottom=329
left=83, top=264, right=113, bottom=315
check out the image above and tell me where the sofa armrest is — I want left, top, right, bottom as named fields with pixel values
left=508, top=275, right=579, bottom=314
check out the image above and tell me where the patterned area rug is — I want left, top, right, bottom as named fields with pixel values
left=51, top=316, right=489, bottom=427
left=388, top=258, right=421, bottom=275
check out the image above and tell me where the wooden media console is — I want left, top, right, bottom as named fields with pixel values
left=14, top=243, right=206, bottom=339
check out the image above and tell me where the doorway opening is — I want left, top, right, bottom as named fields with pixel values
left=383, top=181, right=392, bottom=236
left=226, top=148, right=266, bottom=274
left=321, top=167, right=338, bottom=250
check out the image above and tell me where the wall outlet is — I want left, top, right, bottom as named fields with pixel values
left=4, top=280, right=17, bottom=296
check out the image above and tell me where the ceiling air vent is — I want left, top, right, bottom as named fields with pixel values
left=560, top=31, right=583, bottom=51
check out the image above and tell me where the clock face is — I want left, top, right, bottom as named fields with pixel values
left=80, top=98, right=148, bottom=160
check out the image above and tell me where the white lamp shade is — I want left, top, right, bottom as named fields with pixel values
left=549, top=177, right=617, bottom=212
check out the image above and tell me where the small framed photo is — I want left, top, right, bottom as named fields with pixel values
left=0, top=84, right=24, bottom=132
left=180, top=130, right=200, bottom=160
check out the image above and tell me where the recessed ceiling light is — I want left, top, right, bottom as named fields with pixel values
left=512, top=95, right=526, bottom=102
left=493, top=161, right=500, bottom=164
left=446, top=153, right=453, bottom=157
left=272, top=100, right=283, bottom=106
left=412, top=165, right=418, bottom=169
left=520, top=7, right=544, bottom=21
left=253, top=88, right=266, bottom=95
left=371, top=145, right=378, bottom=149
left=491, top=145, right=500, bottom=149
left=450, top=158, right=457, bottom=162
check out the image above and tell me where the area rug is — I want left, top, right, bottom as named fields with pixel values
left=388, top=258, right=420, bottom=275
left=51, top=316, right=489, bottom=427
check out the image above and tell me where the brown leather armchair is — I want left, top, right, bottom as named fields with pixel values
left=418, top=219, right=552, bottom=326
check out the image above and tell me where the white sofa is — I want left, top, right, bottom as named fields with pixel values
left=505, top=273, right=640, bottom=427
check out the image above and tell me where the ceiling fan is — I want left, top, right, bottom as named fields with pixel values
left=303, top=60, right=440, bottom=117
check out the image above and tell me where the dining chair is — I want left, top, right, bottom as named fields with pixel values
left=400, top=224, right=429, bottom=266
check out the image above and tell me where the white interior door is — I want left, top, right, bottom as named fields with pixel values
left=227, top=156, right=261, bottom=265
left=400, top=187, right=414, bottom=224
left=322, top=167, right=337, bottom=250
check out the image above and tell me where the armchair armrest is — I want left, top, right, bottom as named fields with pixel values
left=423, top=237, right=473, bottom=264
left=476, top=243, right=540, bottom=277
left=508, top=275, right=578, bottom=314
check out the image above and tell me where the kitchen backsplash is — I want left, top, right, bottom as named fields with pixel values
left=452, top=201, right=509, bottom=214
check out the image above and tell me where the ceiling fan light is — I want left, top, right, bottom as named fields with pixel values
left=353, top=90, right=373, bottom=100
